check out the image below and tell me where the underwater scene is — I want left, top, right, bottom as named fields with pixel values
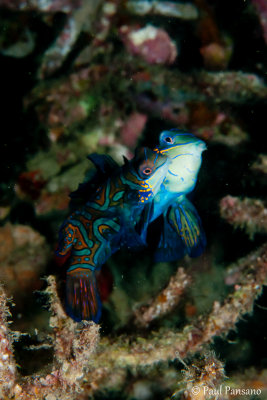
left=0, top=0, right=267, bottom=399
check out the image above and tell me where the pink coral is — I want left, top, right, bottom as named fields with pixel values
left=120, top=112, right=147, bottom=148
left=120, top=25, right=177, bottom=65
left=252, top=0, right=267, bottom=44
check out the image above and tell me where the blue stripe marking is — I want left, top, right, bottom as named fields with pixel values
left=163, top=141, right=195, bottom=147
left=180, top=205, right=197, bottom=246
left=113, top=191, right=124, bottom=202
left=67, top=219, right=94, bottom=249
left=72, top=248, right=92, bottom=256
left=67, top=263, right=98, bottom=272
left=92, top=218, right=120, bottom=265
left=75, top=209, right=92, bottom=220
left=168, top=169, right=178, bottom=176
left=172, top=153, right=193, bottom=160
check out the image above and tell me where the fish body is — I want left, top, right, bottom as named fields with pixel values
left=152, top=129, right=207, bottom=261
left=55, top=147, right=169, bottom=322
left=56, top=129, right=207, bottom=323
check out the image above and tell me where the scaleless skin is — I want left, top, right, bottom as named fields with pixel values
left=153, top=129, right=207, bottom=261
left=55, top=129, right=206, bottom=322
left=55, top=147, right=169, bottom=322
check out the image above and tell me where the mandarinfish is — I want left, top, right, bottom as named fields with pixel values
left=152, top=128, right=207, bottom=261
left=55, top=128, right=206, bottom=323
left=55, top=147, right=170, bottom=322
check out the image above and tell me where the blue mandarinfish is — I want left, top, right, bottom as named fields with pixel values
left=152, top=128, right=207, bottom=261
left=55, top=128, right=206, bottom=323
left=55, top=147, right=170, bottom=322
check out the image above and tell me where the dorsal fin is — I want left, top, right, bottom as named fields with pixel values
left=87, top=153, right=119, bottom=174
left=69, top=153, right=119, bottom=209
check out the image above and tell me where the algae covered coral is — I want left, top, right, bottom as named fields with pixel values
left=0, top=0, right=267, bottom=399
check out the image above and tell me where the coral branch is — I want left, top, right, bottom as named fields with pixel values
left=134, top=267, right=191, bottom=327
left=4, top=277, right=100, bottom=399
left=45, top=276, right=100, bottom=387
left=0, top=285, right=17, bottom=399
left=84, top=242, right=267, bottom=392
left=125, top=0, right=199, bottom=20
left=144, top=69, right=267, bottom=104
left=220, top=195, right=267, bottom=238
left=1, top=241, right=267, bottom=397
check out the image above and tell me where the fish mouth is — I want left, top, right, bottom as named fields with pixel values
left=198, top=141, right=207, bottom=152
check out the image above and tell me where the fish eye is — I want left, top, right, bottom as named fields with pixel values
left=164, top=136, right=173, bottom=144
left=142, top=167, right=153, bottom=175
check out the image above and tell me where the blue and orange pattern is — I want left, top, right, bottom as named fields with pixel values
left=55, top=147, right=169, bottom=322
left=56, top=129, right=207, bottom=323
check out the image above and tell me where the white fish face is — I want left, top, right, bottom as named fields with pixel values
left=155, top=129, right=206, bottom=194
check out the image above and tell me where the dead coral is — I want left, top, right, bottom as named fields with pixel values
left=0, top=277, right=100, bottom=400
left=220, top=195, right=267, bottom=238
left=0, top=285, right=17, bottom=400
left=45, top=276, right=100, bottom=390
left=125, top=0, right=199, bottom=20
left=134, top=267, right=191, bottom=328
left=38, top=0, right=105, bottom=78
left=0, top=242, right=267, bottom=398
left=161, top=70, right=267, bottom=104
left=171, top=352, right=226, bottom=400
left=0, top=1, right=267, bottom=398
left=0, top=223, right=50, bottom=300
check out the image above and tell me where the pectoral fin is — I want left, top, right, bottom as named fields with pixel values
left=168, top=198, right=206, bottom=257
left=154, top=212, right=186, bottom=262
left=135, top=202, right=155, bottom=244
left=155, top=198, right=206, bottom=261
left=65, top=268, right=102, bottom=323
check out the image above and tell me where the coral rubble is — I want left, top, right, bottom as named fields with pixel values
left=220, top=196, right=267, bottom=238
left=0, top=0, right=267, bottom=398
left=134, top=267, right=192, bottom=328
left=0, top=223, right=50, bottom=300
left=0, top=244, right=267, bottom=397
left=0, top=285, right=17, bottom=399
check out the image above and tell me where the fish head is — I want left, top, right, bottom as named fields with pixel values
left=154, top=129, right=207, bottom=194
left=157, top=129, right=207, bottom=158
left=130, top=147, right=170, bottom=203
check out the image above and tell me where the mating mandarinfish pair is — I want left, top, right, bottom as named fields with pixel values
left=55, top=129, right=206, bottom=322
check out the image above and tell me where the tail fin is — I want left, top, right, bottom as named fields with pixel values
left=65, top=268, right=102, bottom=323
